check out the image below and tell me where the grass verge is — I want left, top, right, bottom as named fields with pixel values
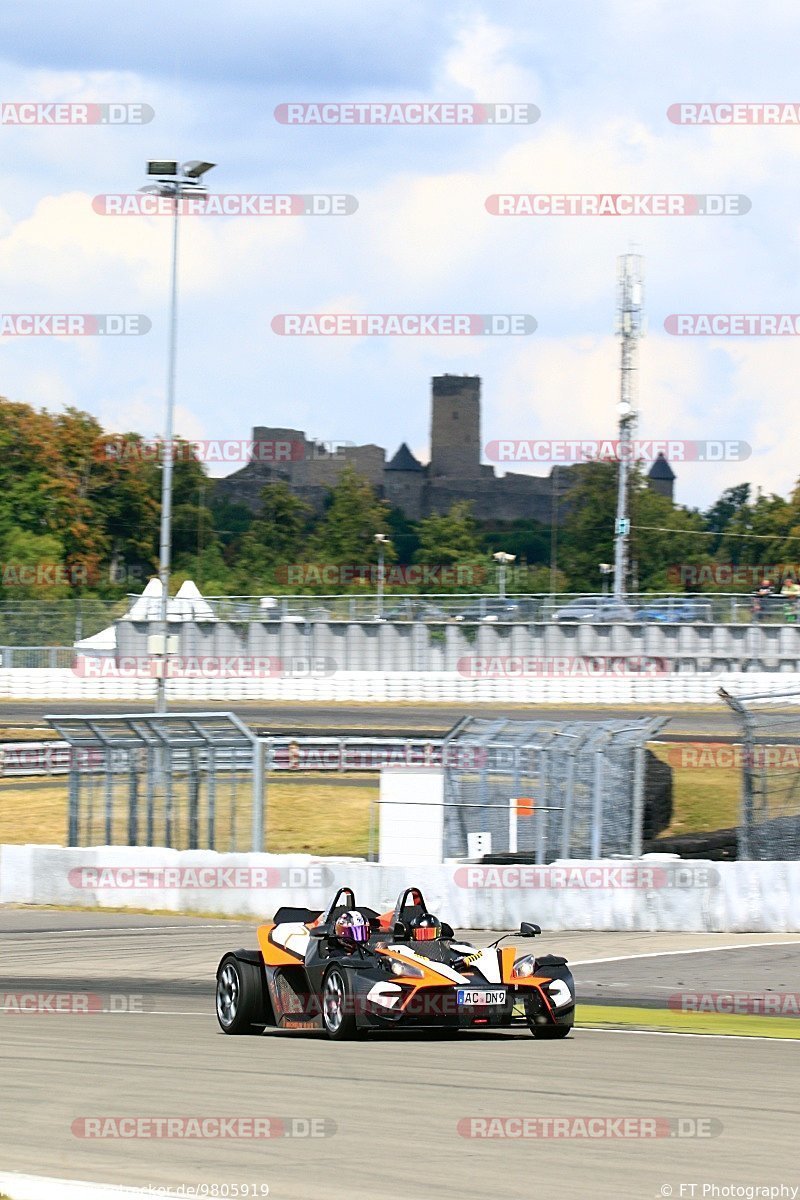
left=578, top=1004, right=800, bottom=1038
left=0, top=776, right=376, bottom=856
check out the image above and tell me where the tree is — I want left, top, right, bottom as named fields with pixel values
left=235, top=482, right=313, bottom=588
left=309, top=467, right=392, bottom=564
left=558, top=461, right=707, bottom=591
left=413, top=501, right=485, bottom=592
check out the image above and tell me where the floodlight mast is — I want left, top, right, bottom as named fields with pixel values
left=142, top=160, right=216, bottom=711
left=612, top=252, right=644, bottom=603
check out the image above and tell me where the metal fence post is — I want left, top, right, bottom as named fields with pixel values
left=252, top=738, right=265, bottom=851
left=630, top=742, right=646, bottom=857
left=561, top=752, right=576, bottom=859
left=188, top=748, right=199, bottom=850
left=508, top=797, right=518, bottom=854
left=128, top=750, right=139, bottom=846
left=68, top=761, right=79, bottom=846
left=590, top=749, right=605, bottom=859
left=207, top=746, right=216, bottom=849
left=104, top=748, right=114, bottom=844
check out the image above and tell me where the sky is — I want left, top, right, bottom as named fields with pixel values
left=0, top=0, right=799, bottom=510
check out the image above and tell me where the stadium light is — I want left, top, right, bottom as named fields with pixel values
left=374, top=534, right=391, bottom=620
left=492, top=551, right=516, bottom=600
left=142, top=159, right=217, bottom=712
left=182, top=160, right=216, bottom=180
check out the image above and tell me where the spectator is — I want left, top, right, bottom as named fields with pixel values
left=780, top=575, right=800, bottom=622
left=752, top=577, right=775, bottom=623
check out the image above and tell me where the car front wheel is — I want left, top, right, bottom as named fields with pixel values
left=321, top=965, right=358, bottom=1040
left=216, top=954, right=267, bottom=1035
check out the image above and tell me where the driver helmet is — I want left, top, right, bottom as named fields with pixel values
left=334, top=910, right=370, bottom=943
left=410, top=913, right=442, bottom=942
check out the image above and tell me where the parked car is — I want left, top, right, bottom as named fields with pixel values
left=453, top=599, right=532, bottom=623
left=551, top=596, right=635, bottom=622
left=634, top=600, right=714, bottom=623
left=374, top=601, right=449, bottom=623
left=258, top=596, right=307, bottom=623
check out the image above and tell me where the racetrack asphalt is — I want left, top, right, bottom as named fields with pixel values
left=1, top=910, right=798, bottom=1200
left=0, top=699, right=745, bottom=737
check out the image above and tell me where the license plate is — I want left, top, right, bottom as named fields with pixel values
left=457, top=988, right=507, bottom=1007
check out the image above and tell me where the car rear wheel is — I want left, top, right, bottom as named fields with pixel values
left=322, top=965, right=358, bottom=1040
left=216, top=954, right=267, bottom=1035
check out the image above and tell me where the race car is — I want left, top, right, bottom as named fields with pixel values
left=215, top=885, right=575, bottom=1039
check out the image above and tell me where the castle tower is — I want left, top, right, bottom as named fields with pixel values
left=647, top=452, right=676, bottom=500
left=429, top=374, right=481, bottom=478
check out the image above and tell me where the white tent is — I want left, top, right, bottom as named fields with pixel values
left=125, top=576, right=163, bottom=621
left=122, top=578, right=218, bottom=623
left=171, top=579, right=218, bottom=622
left=73, top=624, right=117, bottom=655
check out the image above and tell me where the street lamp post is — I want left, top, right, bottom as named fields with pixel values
left=142, top=160, right=216, bottom=712
left=493, top=551, right=516, bottom=601
left=374, top=534, right=391, bottom=619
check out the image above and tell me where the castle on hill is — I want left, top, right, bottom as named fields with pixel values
left=215, top=375, right=675, bottom=523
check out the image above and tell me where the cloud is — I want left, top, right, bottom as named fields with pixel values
left=0, top=3, right=799, bottom=516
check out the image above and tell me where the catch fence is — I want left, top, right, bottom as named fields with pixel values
left=47, top=712, right=263, bottom=852
left=441, top=716, right=667, bottom=861
left=720, top=686, right=800, bottom=860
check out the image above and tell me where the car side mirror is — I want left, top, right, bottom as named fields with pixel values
left=393, top=921, right=409, bottom=940
left=520, top=922, right=541, bottom=937
left=309, top=926, right=330, bottom=939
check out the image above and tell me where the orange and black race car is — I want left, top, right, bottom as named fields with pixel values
left=215, top=886, right=575, bottom=1039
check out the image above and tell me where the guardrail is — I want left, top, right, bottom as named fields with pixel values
left=0, top=737, right=460, bottom=778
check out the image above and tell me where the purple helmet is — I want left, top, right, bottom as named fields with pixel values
left=334, top=910, right=370, bottom=943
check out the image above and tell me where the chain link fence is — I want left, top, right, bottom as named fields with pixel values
left=719, top=686, right=800, bottom=860
left=0, top=598, right=126, bottom=646
left=441, top=716, right=667, bottom=861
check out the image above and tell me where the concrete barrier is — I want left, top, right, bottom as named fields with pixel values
left=1, top=666, right=800, bottom=703
left=2, top=844, right=799, bottom=931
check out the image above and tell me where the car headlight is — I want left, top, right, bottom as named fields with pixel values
left=511, top=955, right=536, bottom=979
left=390, top=960, right=425, bottom=978
left=547, top=979, right=573, bottom=1008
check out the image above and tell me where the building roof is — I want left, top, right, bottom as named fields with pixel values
left=648, top=452, right=676, bottom=481
left=386, top=442, right=424, bottom=472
